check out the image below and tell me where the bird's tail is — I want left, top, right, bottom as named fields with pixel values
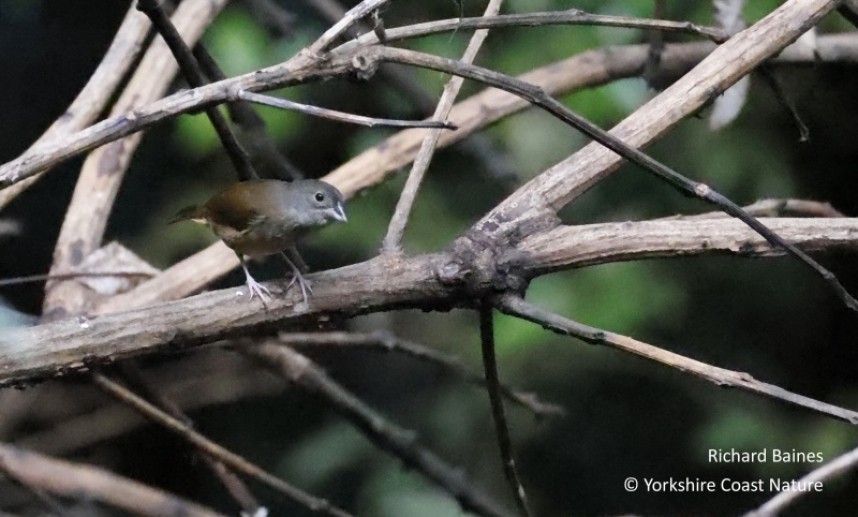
left=168, top=205, right=205, bottom=225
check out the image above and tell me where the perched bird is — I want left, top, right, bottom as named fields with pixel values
left=170, top=179, right=347, bottom=303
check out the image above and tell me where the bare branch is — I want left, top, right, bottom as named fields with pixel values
left=478, top=303, right=531, bottom=516
left=340, top=9, right=728, bottom=49
left=0, top=5, right=150, bottom=210
left=237, top=90, right=455, bottom=129
left=308, top=0, right=390, bottom=54
left=4, top=32, right=857, bottom=193
left=97, top=34, right=858, bottom=313
left=516, top=218, right=858, bottom=274
left=42, top=0, right=230, bottom=319
left=659, top=198, right=846, bottom=220
left=494, top=295, right=858, bottom=425
left=136, top=0, right=257, bottom=181
left=0, top=442, right=227, bottom=517
left=0, top=271, right=154, bottom=288
left=745, top=444, right=858, bottom=516
left=276, top=331, right=564, bottom=417
left=372, top=45, right=858, bottom=311
left=92, top=374, right=353, bottom=517
left=5, top=218, right=858, bottom=388
left=471, top=0, right=845, bottom=234
left=245, top=343, right=510, bottom=517
left=382, top=0, right=504, bottom=252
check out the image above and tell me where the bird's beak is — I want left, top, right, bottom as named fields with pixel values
left=330, top=202, right=348, bottom=223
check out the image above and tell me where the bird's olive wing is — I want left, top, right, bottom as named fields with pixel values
left=203, top=184, right=267, bottom=232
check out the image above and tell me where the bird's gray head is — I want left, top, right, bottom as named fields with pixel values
left=288, top=179, right=347, bottom=227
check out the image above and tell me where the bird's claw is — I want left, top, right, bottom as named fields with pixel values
left=286, top=272, right=312, bottom=305
left=245, top=276, right=272, bottom=302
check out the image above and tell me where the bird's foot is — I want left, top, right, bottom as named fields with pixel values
left=245, top=275, right=272, bottom=302
left=286, top=271, right=313, bottom=305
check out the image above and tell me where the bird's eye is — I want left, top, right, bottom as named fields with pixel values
left=314, top=192, right=325, bottom=202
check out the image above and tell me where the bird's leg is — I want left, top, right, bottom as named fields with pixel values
left=279, top=250, right=312, bottom=305
left=238, top=254, right=271, bottom=302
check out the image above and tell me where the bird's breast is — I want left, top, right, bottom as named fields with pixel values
left=210, top=220, right=302, bottom=257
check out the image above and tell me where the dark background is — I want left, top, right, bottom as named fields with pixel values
left=1, top=1, right=857, bottom=515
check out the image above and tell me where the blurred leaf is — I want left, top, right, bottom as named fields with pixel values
left=174, top=111, right=221, bottom=158
left=361, top=466, right=467, bottom=517
left=204, top=7, right=270, bottom=76
left=277, top=421, right=371, bottom=488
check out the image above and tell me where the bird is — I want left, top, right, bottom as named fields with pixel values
left=170, top=179, right=347, bottom=304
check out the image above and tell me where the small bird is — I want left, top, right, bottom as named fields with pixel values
left=170, top=179, right=347, bottom=303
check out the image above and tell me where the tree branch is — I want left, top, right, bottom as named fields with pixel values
left=276, top=331, right=564, bottom=417
left=516, top=218, right=858, bottom=273
left=478, top=302, right=531, bottom=516
left=745, top=443, right=858, bottom=516
left=0, top=4, right=150, bottom=210
left=382, top=0, right=503, bottom=252
left=0, top=442, right=227, bottom=517
left=339, top=9, right=728, bottom=49
left=4, top=217, right=858, bottom=386
left=41, top=0, right=230, bottom=319
left=92, top=374, right=352, bottom=517
left=245, top=343, right=510, bottom=517
left=493, top=294, right=858, bottom=425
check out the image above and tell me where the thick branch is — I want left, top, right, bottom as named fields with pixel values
left=473, top=0, right=843, bottom=238
left=4, top=218, right=858, bottom=388
left=516, top=218, right=858, bottom=273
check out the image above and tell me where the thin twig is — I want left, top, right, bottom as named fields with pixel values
left=758, top=65, right=810, bottom=142
left=136, top=0, right=258, bottom=181
left=244, top=344, right=510, bottom=517
left=192, top=45, right=305, bottom=181
left=275, top=331, right=564, bottom=417
left=115, top=364, right=261, bottom=514
left=92, top=373, right=353, bottom=517
left=478, top=302, right=531, bottom=517
left=340, top=9, right=728, bottom=50
left=494, top=294, right=858, bottom=425
left=658, top=198, right=846, bottom=220
left=18, top=360, right=285, bottom=455
left=237, top=91, right=456, bottom=129
left=303, top=0, right=520, bottom=186
left=381, top=0, right=504, bottom=252
left=745, top=443, right=858, bottom=516
left=372, top=45, right=858, bottom=313
left=0, top=271, right=154, bottom=288
left=0, top=442, right=227, bottom=517
left=307, top=0, right=390, bottom=54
